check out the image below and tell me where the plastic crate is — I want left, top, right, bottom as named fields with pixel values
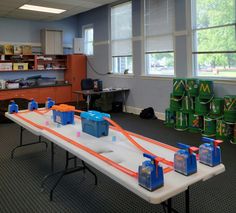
left=53, top=110, right=74, bottom=125
left=80, top=111, right=110, bottom=138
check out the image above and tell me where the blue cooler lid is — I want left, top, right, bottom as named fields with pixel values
left=80, top=110, right=110, bottom=121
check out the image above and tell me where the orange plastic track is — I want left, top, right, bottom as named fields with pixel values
left=104, top=117, right=174, bottom=167
left=16, top=109, right=175, bottom=175
left=15, top=113, right=139, bottom=177
left=74, top=114, right=178, bottom=153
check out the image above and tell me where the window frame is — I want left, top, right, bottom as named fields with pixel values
left=190, top=0, right=236, bottom=80
left=143, top=0, right=176, bottom=77
left=109, top=0, right=133, bottom=75
left=82, top=24, right=94, bottom=56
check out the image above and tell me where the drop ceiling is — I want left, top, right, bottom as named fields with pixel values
left=0, top=0, right=117, bottom=21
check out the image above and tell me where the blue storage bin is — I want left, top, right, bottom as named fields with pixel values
left=52, top=110, right=74, bottom=125
left=80, top=110, right=110, bottom=138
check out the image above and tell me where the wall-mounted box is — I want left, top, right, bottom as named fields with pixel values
left=21, top=45, right=32, bottom=55
left=13, top=63, right=28, bottom=70
left=41, top=29, right=63, bottom=55
left=0, top=63, right=12, bottom=70
left=0, top=44, right=14, bottom=55
left=73, top=38, right=83, bottom=54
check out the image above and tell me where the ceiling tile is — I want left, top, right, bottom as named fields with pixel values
left=28, top=0, right=75, bottom=10
left=0, top=0, right=116, bottom=21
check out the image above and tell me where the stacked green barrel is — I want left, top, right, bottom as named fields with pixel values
left=165, top=78, right=236, bottom=143
left=165, top=78, right=187, bottom=130
left=186, top=79, right=202, bottom=133
left=223, top=95, right=236, bottom=143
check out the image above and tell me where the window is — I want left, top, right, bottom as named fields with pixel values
left=144, top=0, right=175, bottom=76
left=111, top=1, right=132, bottom=74
left=192, top=0, right=236, bottom=78
left=83, top=27, right=94, bottom=55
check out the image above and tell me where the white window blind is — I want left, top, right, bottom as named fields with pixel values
left=84, top=27, right=93, bottom=55
left=144, top=0, right=174, bottom=53
left=111, top=2, right=132, bottom=57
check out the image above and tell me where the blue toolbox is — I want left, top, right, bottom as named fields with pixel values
left=28, top=99, right=38, bottom=111
left=45, top=97, right=55, bottom=109
left=174, top=143, right=198, bottom=176
left=138, top=153, right=164, bottom=191
left=199, top=137, right=223, bottom=167
left=8, top=100, right=18, bottom=114
left=80, top=110, right=110, bottom=138
left=51, top=104, right=75, bottom=125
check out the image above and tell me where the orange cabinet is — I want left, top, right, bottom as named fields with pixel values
left=0, top=89, right=37, bottom=100
left=39, top=87, right=56, bottom=103
left=65, top=54, right=86, bottom=101
left=55, top=86, right=72, bottom=104
left=0, top=85, right=72, bottom=104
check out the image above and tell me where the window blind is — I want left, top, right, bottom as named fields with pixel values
left=144, top=0, right=174, bottom=53
left=84, top=28, right=93, bottom=55
left=111, top=1, right=132, bottom=57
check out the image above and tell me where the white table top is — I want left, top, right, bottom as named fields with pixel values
left=5, top=110, right=225, bottom=204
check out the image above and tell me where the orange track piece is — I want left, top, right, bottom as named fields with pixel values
left=14, top=110, right=174, bottom=177
left=104, top=117, right=174, bottom=167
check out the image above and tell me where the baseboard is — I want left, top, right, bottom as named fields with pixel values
left=125, top=106, right=165, bottom=121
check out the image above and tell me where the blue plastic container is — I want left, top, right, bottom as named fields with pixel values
left=138, top=153, right=164, bottom=191
left=199, top=137, right=222, bottom=167
left=174, top=151, right=197, bottom=176
left=45, top=97, right=55, bottom=109
left=80, top=111, right=110, bottom=138
left=174, top=143, right=198, bottom=176
left=52, top=110, right=74, bottom=125
left=8, top=101, right=18, bottom=114
left=28, top=99, right=38, bottom=111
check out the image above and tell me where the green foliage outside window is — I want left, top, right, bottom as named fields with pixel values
left=193, top=0, right=236, bottom=77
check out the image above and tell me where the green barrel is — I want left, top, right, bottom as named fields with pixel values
left=170, top=93, right=182, bottom=111
left=216, top=120, right=234, bottom=142
left=164, top=108, right=176, bottom=128
left=230, top=125, right=236, bottom=144
left=175, top=110, right=188, bottom=131
left=195, top=97, right=209, bottom=116
left=199, top=80, right=214, bottom=100
left=188, top=113, right=203, bottom=133
left=186, top=78, right=199, bottom=97
left=173, top=78, right=186, bottom=96
left=224, top=95, right=236, bottom=123
left=202, top=116, right=216, bottom=137
left=182, top=96, right=194, bottom=113
left=210, top=97, right=224, bottom=117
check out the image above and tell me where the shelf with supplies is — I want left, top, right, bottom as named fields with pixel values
left=0, top=54, right=67, bottom=71
left=0, top=54, right=87, bottom=103
left=0, top=69, right=67, bottom=72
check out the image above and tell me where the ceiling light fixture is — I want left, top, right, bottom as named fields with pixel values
left=19, top=4, right=66, bottom=14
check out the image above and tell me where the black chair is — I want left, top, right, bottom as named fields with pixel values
left=78, top=79, right=100, bottom=110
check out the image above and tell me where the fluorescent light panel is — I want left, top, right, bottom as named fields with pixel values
left=19, top=4, right=66, bottom=14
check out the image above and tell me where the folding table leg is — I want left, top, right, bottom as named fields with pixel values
left=11, top=126, right=48, bottom=159
left=167, top=198, right=172, bottom=213
left=185, top=187, right=190, bottom=213
left=41, top=150, right=98, bottom=201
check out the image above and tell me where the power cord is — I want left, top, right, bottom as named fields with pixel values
left=87, top=58, right=111, bottom=76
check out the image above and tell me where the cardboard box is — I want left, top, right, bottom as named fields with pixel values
left=0, top=44, right=14, bottom=55
left=6, top=82, right=19, bottom=89
left=21, top=45, right=32, bottom=55
left=13, top=63, right=28, bottom=70
left=14, top=45, right=22, bottom=55
left=0, top=63, right=12, bottom=70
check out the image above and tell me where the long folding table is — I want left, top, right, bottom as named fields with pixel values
left=5, top=109, right=225, bottom=213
